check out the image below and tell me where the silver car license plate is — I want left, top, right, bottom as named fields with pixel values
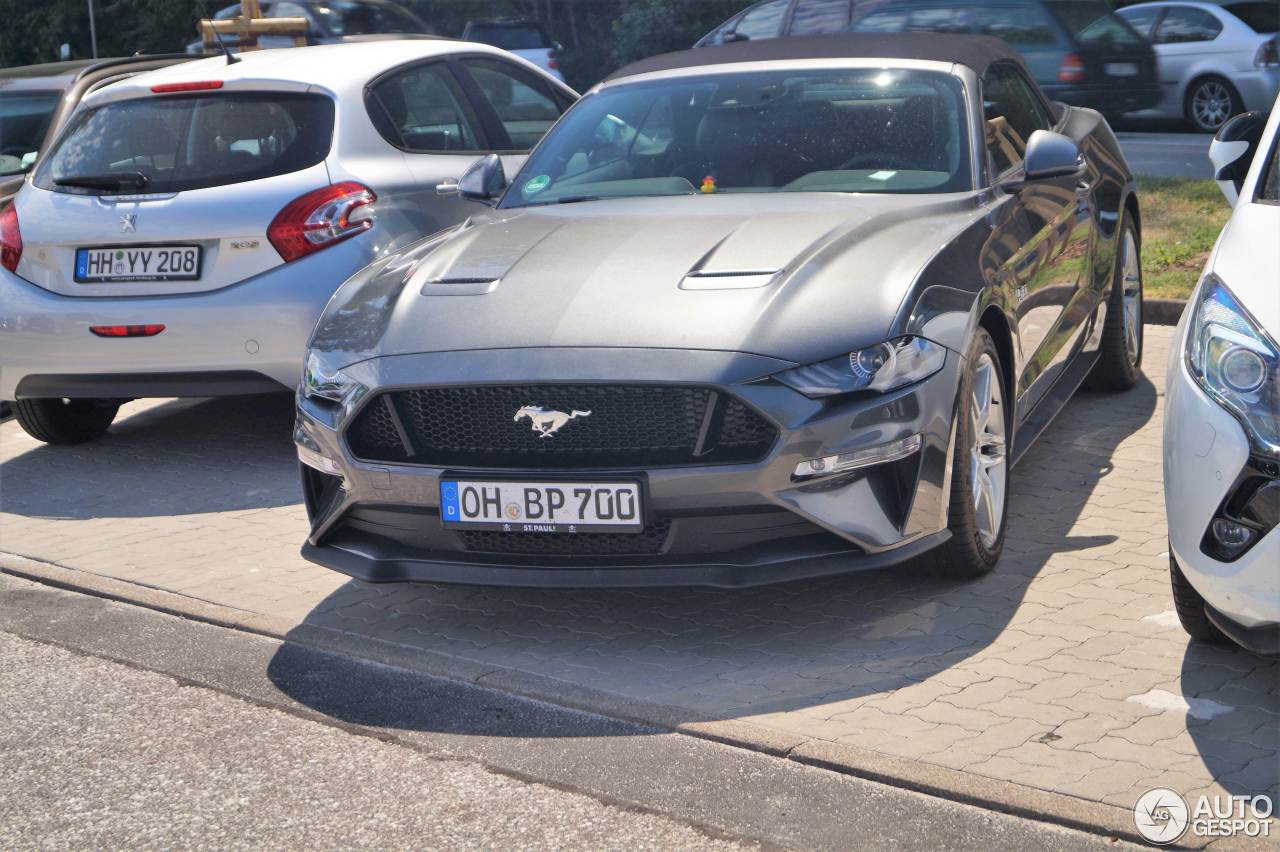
left=440, top=480, right=644, bottom=533
left=1105, top=63, right=1139, bottom=77
left=75, top=245, right=202, bottom=283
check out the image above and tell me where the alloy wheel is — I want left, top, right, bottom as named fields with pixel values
left=970, top=353, right=1007, bottom=548
left=1120, top=229, right=1142, bottom=365
left=1191, top=81, right=1232, bottom=131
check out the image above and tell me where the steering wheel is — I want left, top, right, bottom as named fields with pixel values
left=838, top=152, right=915, bottom=171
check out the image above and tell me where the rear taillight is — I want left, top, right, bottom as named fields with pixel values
left=1256, top=38, right=1279, bottom=69
left=1058, top=53, right=1087, bottom=83
left=548, top=49, right=559, bottom=70
left=90, top=324, right=165, bottom=338
left=267, top=182, right=376, bottom=263
left=0, top=204, right=21, bottom=273
left=151, top=80, right=224, bottom=93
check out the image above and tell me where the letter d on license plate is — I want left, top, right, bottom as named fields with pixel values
left=440, top=480, right=643, bottom=533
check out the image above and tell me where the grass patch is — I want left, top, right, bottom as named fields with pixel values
left=1136, top=175, right=1231, bottom=300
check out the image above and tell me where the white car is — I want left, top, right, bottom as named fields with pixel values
left=460, top=19, right=566, bottom=82
left=1117, top=0, right=1279, bottom=131
left=0, top=40, right=575, bottom=445
left=1163, top=98, right=1279, bottom=653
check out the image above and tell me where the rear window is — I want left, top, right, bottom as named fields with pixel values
left=1223, top=1, right=1279, bottom=33
left=0, top=91, right=59, bottom=177
left=35, top=92, right=334, bottom=196
left=466, top=24, right=550, bottom=50
left=1046, top=1, right=1144, bottom=46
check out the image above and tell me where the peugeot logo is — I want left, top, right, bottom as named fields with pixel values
left=514, top=405, right=591, bottom=439
left=119, top=213, right=137, bottom=233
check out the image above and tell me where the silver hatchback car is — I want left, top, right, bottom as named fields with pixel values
left=0, top=40, right=574, bottom=444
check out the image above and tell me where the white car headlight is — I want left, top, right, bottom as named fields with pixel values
left=302, top=351, right=365, bottom=405
left=776, top=336, right=946, bottom=398
left=1186, top=274, right=1280, bottom=458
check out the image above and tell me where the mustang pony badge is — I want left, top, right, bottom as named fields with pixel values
left=514, top=405, right=592, bottom=439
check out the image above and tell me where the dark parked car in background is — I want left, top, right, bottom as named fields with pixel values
left=0, top=55, right=193, bottom=206
left=695, top=0, right=1162, bottom=118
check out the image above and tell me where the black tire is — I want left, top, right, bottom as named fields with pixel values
left=1184, top=76, right=1242, bottom=133
left=933, top=328, right=1009, bottom=579
left=13, top=398, right=118, bottom=445
left=1170, top=552, right=1229, bottom=644
left=1083, top=215, right=1143, bottom=392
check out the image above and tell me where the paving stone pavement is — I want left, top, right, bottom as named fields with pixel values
left=2, top=326, right=1277, bottom=818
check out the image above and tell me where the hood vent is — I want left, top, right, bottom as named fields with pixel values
left=680, top=269, right=779, bottom=290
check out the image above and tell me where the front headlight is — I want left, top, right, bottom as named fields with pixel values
left=775, top=336, right=946, bottom=398
left=302, top=351, right=365, bottom=405
left=1186, top=274, right=1280, bottom=458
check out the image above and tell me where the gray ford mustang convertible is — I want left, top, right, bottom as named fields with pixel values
left=295, top=34, right=1144, bottom=587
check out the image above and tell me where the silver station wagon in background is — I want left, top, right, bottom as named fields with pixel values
left=1118, top=0, right=1280, bottom=131
left=296, top=34, right=1146, bottom=588
left=0, top=40, right=575, bottom=445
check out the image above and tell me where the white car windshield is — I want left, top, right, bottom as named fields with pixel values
left=501, top=67, right=971, bottom=208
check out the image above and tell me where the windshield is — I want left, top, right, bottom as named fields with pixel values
left=467, top=24, right=550, bottom=50
left=1046, top=1, right=1144, bottom=46
left=501, top=68, right=970, bottom=208
left=34, top=92, right=334, bottom=196
left=0, top=91, right=59, bottom=177
left=311, top=1, right=428, bottom=35
left=1224, top=1, right=1279, bottom=33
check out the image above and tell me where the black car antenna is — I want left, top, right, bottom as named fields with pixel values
left=198, top=0, right=241, bottom=64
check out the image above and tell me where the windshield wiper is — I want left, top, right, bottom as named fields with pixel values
left=54, top=171, right=150, bottom=190
left=523, top=195, right=603, bottom=207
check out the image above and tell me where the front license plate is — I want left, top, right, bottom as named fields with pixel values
left=74, top=245, right=201, bottom=283
left=440, top=480, right=644, bottom=533
left=1105, top=62, right=1139, bottom=77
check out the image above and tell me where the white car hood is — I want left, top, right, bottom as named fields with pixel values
left=1207, top=201, right=1280, bottom=340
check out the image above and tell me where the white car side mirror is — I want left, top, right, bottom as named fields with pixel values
left=1210, top=111, right=1267, bottom=205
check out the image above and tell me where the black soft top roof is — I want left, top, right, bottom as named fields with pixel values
left=606, top=33, right=1028, bottom=83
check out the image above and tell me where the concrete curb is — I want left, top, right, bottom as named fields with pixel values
left=2, top=550, right=1192, bottom=847
left=1147, top=298, right=1186, bottom=326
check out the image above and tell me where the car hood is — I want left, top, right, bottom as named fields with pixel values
left=312, top=191, right=985, bottom=369
left=1209, top=201, right=1280, bottom=339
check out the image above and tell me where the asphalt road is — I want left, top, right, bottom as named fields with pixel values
left=1115, top=131, right=1214, bottom=179
left=0, top=574, right=1141, bottom=851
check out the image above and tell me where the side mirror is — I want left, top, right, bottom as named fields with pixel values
left=1022, top=130, right=1082, bottom=182
left=1210, top=110, right=1267, bottom=205
left=456, top=154, right=507, bottom=204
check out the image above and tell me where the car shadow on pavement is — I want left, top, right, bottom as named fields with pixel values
left=0, top=394, right=300, bottom=519
left=1179, top=644, right=1280, bottom=799
left=266, top=375, right=1244, bottom=760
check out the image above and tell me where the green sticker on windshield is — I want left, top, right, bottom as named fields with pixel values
left=524, top=174, right=551, bottom=195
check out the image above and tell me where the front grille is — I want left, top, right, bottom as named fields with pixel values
left=345, top=385, right=777, bottom=468
left=458, top=519, right=673, bottom=556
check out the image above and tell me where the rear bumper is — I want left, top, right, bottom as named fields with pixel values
left=0, top=238, right=370, bottom=401
left=1042, top=81, right=1162, bottom=115
left=1234, top=68, right=1280, bottom=113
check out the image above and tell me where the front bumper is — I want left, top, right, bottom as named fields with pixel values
left=0, top=238, right=370, bottom=401
left=295, top=347, right=963, bottom=588
left=1164, top=323, right=1280, bottom=634
left=1042, top=81, right=1162, bottom=115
